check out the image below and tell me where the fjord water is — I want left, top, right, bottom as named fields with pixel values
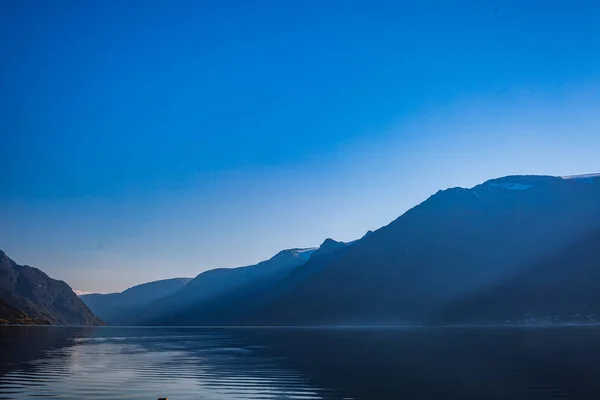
left=2, top=327, right=600, bottom=399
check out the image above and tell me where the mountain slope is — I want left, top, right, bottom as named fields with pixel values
left=253, top=175, right=600, bottom=325
left=248, top=236, right=371, bottom=325
left=0, top=250, right=104, bottom=326
left=0, top=298, right=51, bottom=325
left=434, top=225, right=600, bottom=325
left=138, top=247, right=317, bottom=325
left=80, top=277, right=191, bottom=325
left=149, top=239, right=356, bottom=326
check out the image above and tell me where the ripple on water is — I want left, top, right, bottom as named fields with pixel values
left=0, top=328, right=334, bottom=400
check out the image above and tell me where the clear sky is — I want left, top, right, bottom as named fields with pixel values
left=1, top=1, right=599, bottom=293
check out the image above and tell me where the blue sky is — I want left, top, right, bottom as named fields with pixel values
left=1, top=1, right=599, bottom=292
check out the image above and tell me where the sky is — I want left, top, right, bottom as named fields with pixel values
left=1, top=0, right=599, bottom=293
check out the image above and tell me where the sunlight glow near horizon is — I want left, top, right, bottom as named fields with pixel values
left=1, top=1, right=599, bottom=292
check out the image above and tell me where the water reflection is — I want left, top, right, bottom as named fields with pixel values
left=2, top=326, right=600, bottom=399
left=0, top=327, right=332, bottom=399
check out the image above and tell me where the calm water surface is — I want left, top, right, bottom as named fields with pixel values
left=1, top=326, right=600, bottom=399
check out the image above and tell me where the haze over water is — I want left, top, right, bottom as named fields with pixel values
left=2, top=326, right=600, bottom=400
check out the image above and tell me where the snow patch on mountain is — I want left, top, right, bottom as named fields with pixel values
left=293, top=248, right=318, bottom=260
left=562, top=173, right=600, bottom=180
left=73, top=289, right=95, bottom=296
left=489, top=182, right=534, bottom=191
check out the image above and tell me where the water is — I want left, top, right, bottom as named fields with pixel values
left=2, top=326, right=600, bottom=399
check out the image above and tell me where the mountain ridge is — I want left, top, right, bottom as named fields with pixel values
left=80, top=277, right=192, bottom=325
left=89, top=174, right=600, bottom=327
left=244, top=174, right=600, bottom=325
left=0, top=250, right=104, bottom=326
left=137, top=246, right=320, bottom=325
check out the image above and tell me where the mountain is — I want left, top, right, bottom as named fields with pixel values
left=147, top=238, right=359, bottom=326
left=236, top=237, right=356, bottom=324
left=80, top=278, right=192, bottom=325
left=249, top=175, right=600, bottom=325
left=434, top=224, right=600, bottom=325
left=0, top=250, right=104, bottom=325
left=14, top=172, right=593, bottom=327
left=138, top=247, right=318, bottom=325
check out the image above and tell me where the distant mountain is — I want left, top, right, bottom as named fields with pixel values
left=0, top=250, right=104, bottom=326
left=238, top=237, right=356, bottom=324
left=80, top=277, right=192, bottom=325
left=147, top=238, right=359, bottom=326
left=248, top=175, right=600, bottom=325
left=138, top=247, right=318, bottom=325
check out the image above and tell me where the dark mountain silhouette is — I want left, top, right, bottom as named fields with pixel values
left=145, top=238, right=357, bottom=326
left=0, top=250, right=104, bottom=325
left=136, top=247, right=318, bottom=325
left=248, top=175, right=600, bottom=325
left=247, top=235, right=377, bottom=325
left=434, top=224, right=600, bottom=325
left=80, top=278, right=192, bottom=325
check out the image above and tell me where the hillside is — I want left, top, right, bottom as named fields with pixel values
left=249, top=175, right=600, bottom=325
left=138, top=247, right=317, bottom=325
left=434, top=225, right=600, bottom=325
left=0, top=250, right=104, bottom=326
left=80, top=278, right=192, bottom=325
